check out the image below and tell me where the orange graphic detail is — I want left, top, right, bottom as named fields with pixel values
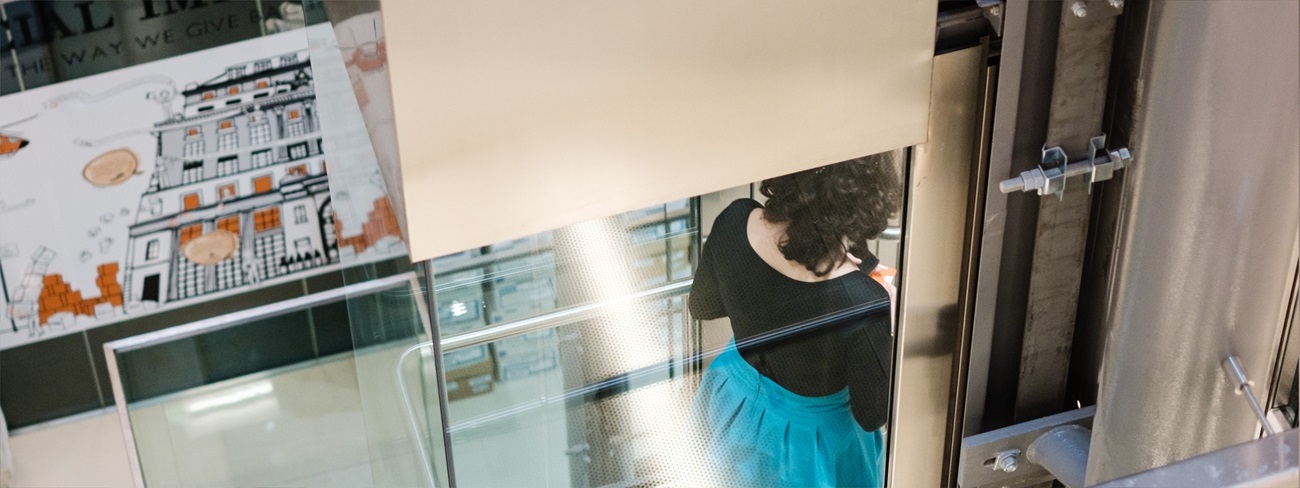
left=335, top=197, right=403, bottom=254
left=253, top=175, right=272, bottom=193
left=254, top=207, right=281, bottom=231
left=37, top=263, right=124, bottom=325
left=0, top=132, right=30, bottom=158
left=218, top=215, right=240, bottom=235
left=180, top=224, right=203, bottom=245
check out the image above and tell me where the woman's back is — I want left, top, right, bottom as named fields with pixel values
left=689, top=198, right=893, bottom=430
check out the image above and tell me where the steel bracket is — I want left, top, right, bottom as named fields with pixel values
left=998, top=134, right=1132, bottom=198
left=958, top=406, right=1095, bottom=488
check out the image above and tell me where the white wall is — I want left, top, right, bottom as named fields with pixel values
left=9, top=411, right=134, bottom=488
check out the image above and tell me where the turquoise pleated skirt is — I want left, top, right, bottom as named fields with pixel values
left=692, top=340, right=885, bottom=487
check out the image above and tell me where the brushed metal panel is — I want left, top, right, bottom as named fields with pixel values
left=1087, top=1, right=1300, bottom=483
left=380, top=0, right=936, bottom=261
left=889, top=45, right=983, bottom=488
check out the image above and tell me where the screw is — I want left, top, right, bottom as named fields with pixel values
left=989, top=5, right=1001, bottom=17
left=1109, top=0, right=1125, bottom=8
left=1072, top=1, right=1088, bottom=17
left=998, top=455, right=1019, bottom=473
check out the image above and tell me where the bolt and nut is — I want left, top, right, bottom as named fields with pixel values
left=1071, top=1, right=1088, bottom=18
left=997, top=455, right=1019, bottom=473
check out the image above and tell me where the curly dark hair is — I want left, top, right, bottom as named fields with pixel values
left=759, top=152, right=902, bottom=277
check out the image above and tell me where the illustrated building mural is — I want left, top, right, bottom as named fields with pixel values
left=123, top=50, right=335, bottom=306
left=0, top=32, right=406, bottom=350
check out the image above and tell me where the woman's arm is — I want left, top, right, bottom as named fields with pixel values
left=688, top=240, right=728, bottom=320
left=847, top=312, right=893, bottom=431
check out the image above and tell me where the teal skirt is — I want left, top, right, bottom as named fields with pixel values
left=692, top=340, right=884, bottom=487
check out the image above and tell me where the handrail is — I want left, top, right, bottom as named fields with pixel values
left=440, top=280, right=694, bottom=352
left=447, top=296, right=889, bottom=433
left=395, top=295, right=890, bottom=435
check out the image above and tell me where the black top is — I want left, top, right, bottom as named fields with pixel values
left=689, top=198, right=893, bottom=430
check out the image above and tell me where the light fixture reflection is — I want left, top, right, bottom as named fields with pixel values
left=184, top=381, right=274, bottom=414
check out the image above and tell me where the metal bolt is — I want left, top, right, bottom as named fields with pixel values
left=1071, top=1, right=1088, bottom=17
left=992, top=449, right=1022, bottom=473
left=998, top=455, right=1019, bottom=472
left=1109, top=0, right=1125, bottom=9
left=989, top=5, right=1001, bottom=17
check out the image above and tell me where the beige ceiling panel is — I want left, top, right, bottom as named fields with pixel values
left=381, top=0, right=937, bottom=261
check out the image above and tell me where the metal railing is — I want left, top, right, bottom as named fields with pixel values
left=396, top=287, right=889, bottom=440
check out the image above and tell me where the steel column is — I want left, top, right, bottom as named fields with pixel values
left=1086, top=1, right=1300, bottom=483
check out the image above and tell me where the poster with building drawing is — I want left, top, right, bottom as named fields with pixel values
left=0, top=30, right=406, bottom=350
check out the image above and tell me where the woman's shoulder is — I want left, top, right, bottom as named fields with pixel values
left=725, top=197, right=762, bottom=215
left=723, top=198, right=763, bottom=225
left=707, top=198, right=761, bottom=236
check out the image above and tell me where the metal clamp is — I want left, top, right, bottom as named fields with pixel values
left=959, top=406, right=1095, bottom=488
left=999, top=134, right=1132, bottom=198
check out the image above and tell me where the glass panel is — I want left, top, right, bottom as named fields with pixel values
left=428, top=151, right=904, bottom=486
left=304, top=2, right=449, bottom=487
left=111, top=277, right=418, bottom=487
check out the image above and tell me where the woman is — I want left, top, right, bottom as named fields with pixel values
left=688, top=153, right=901, bottom=487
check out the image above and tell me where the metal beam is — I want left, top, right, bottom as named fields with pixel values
left=1092, top=428, right=1299, bottom=488
left=1014, top=0, right=1121, bottom=422
left=888, top=44, right=986, bottom=488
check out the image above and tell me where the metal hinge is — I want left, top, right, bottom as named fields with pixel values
left=999, top=134, right=1132, bottom=198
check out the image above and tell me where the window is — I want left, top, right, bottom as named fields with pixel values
left=288, top=109, right=301, bottom=120
left=219, top=119, right=234, bottom=131
left=187, top=127, right=200, bottom=137
left=284, top=122, right=306, bottom=138
left=256, top=78, right=269, bottom=89
left=254, top=207, right=281, bottom=231
left=181, top=161, right=204, bottom=184
left=217, top=132, right=238, bottom=152
left=216, top=156, right=238, bottom=177
left=145, top=240, right=159, bottom=260
left=287, top=142, right=308, bottom=160
left=180, top=224, right=203, bottom=245
left=287, top=164, right=307, bottom=177
left=321, top=160, right=327, bottom=173
left=253, top=175, right=272, bottom=194
left=254, top=60, right=272, bottom=73
left=182, top=192, right=201, bottom=210
left=294, top=205, right=308, bottom=224
left=281, top=53, right=299, bottom=64
left=217, top=215, right=240, bottom=235
left=249, top=123, right=271, bottom=146
left=250, top=149, right=273, bottom=168
left=184, top=141, right=204, bottom=157
left=228, top=85, right=240, bottom=95
left=217, top=183, right=237, bottom=201
left=202, top=91, right=215, bottom=100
